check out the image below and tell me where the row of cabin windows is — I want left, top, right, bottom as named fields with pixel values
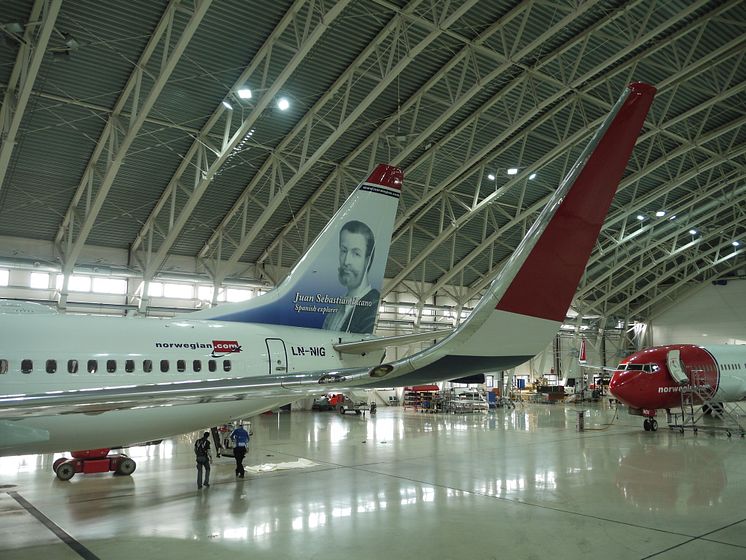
left=0, top=358, right=231, bottom=375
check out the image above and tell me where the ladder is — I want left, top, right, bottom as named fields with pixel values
left=666, top=359, right=746, bottom=437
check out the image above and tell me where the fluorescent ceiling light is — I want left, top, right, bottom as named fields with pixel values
left=529, top=173, right=537, bottom=180
left=237, top=88, right=252, bottom=99
left=689, top=229, right=697, bottom=235
left=733, top=241, right=741, bottom=247
left=636, top=215, right=645, bottom=221
left=655, top=210, right=666, bottom=217
left=222, top=100, right=233, bottom=110
left=277, top=97, right=290, bottom=111
left=507, top=168, right=518, bottom=175
left=487, top=174, right=495, bottom=181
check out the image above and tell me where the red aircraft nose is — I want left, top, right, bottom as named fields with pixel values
left=609, top=370, right=642, bottom=406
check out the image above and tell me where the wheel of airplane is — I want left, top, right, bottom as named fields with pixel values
left=643, top=418, right=651, bottom=431
left=650, top=419, right=658, bottom=431
left=115, top=457, right=136, bottom=476
left=56, top=462, right=76, bottom=481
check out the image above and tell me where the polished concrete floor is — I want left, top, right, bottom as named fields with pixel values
left=2, top=402, right=746, bottom=560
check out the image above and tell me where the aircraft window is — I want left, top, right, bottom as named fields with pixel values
left=125, top=360, right=135, bottom=373
left=0, top=359, right=7, bottom=374
left=208, top=360, right=216, bottom=372
left=21, top=359, right=32, bottom=373
left=193, top=360, right=201, bottom=373
left=107, top=360, right=116, bottom=373
left=626, top=364, right=644, bottom=370
left=143, top=360, right=152, bottom=373
left=223, top=360, right=231, bottom=372
left=68, top=360, right=78, bottom=374
left=177, top=359, right=186, bottom=372
left=160, top=360, right=169, bottom=373
left=88, top=360, right=98, bottom=373
left=616, top=363, right=627, bottom=370
left=46, top=360, right=57, bottom=374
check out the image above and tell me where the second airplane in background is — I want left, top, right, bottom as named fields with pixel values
left=610, top=343, right=746, bottom=431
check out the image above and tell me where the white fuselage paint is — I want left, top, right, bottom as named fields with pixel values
left=0, top=313, right=378, bottom=455
left=708, top=345, right=746, bottom=402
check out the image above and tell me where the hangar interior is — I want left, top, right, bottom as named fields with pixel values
left=1, top=1, right=745, bottom=559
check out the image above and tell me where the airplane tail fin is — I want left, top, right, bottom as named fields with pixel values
left=375, top=83, right=655, bottom=384
left=190, top=164, right=402, bottom=334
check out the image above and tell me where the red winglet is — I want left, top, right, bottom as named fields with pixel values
left=496, top=82, right=656, bottom=322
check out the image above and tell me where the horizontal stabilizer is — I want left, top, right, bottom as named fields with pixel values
left=334, top=329, right=452, bottom=354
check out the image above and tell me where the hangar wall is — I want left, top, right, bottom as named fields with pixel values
left=651, top=278, right=746, bottom=345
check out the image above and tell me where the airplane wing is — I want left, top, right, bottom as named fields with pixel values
left=333, top=329, right=452, bottom=354
left=0, top=367, right=375, bottom=419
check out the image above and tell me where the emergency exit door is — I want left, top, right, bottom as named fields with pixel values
left=265, top=338, right=288, bottom=375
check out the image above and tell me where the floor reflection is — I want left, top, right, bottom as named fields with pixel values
left=615, top=440, right=727, bottom=510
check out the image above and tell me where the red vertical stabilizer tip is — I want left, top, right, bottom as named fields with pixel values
left=495, top=82, right=656, bottom=322
left=367, top=164, right=403, bottom=190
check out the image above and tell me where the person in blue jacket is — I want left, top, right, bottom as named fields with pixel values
left=230, top=424, right=250, bottom=478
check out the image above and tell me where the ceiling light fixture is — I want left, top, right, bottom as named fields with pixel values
left=237, top=88, right=252, bottom=99
left=277, top=97, right=290, bottom=111
left=222, top=100, right=233, bottom=110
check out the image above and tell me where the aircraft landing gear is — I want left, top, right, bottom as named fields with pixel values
left=643, top=418, right=658, bottom=431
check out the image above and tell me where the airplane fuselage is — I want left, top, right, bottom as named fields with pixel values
left=0, top=312, right=381, bottom=455
left=609, top=344, right=746, bottom=413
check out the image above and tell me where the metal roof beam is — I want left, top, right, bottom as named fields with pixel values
left=390, top=13, right=744, bottom=299
left=54, top=0, right=212, bottom=305
left=586, top=194, right=746, bottom=316
left=129, top=0, right=349, bottom=291
left=200, top=0, right=481, bottom=279
left=612, top=232, right=745, bottom=319
left=256, top=0, right=631, bottom=269
left=578, top=169, right=746, bottom=301
left=0, top=0, right=61, bottom=192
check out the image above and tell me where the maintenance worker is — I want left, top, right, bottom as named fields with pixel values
left=194, top=431, right=212, bottom=489
left=230, top=423, right=250, bottom=478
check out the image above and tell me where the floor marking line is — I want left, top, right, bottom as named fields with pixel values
left=8, top=491, right=101, bottom=560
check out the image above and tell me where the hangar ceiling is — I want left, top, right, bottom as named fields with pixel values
left=0, top=0, right=744, bottom=328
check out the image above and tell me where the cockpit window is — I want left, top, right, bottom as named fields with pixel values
left=618, top=363, right=659, bottom=373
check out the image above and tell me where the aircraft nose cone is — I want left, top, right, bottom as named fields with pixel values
left=609, top=371, right=639, bottom=405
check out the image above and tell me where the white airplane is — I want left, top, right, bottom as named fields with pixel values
left=0, top=82, right=656, bottom=473
left=609, top=343, right=746, bottom=431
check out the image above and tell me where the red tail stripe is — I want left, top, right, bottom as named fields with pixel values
left=496, top=83, right=656, bottom=322
left=367, top=163, right=403, bottom=190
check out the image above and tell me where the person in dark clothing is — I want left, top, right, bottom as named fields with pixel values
left=194, top=431, right=212, bottom=489
left=230, top=424, right=250, bottom=478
